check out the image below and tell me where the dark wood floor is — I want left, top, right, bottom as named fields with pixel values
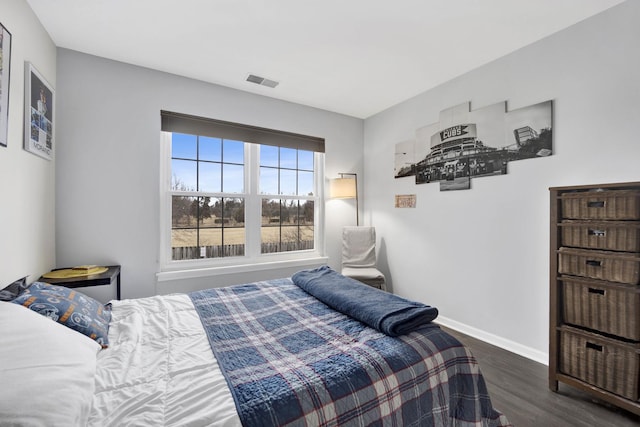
left=443, top=327, right=640, bottom=427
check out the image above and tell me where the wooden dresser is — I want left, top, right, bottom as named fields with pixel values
left=549, top=181, right=640, bottom=415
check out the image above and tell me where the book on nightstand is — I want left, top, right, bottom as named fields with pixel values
left=71, top=265, right=103, bottom=274
left=42, top=265, right=109, bottom=279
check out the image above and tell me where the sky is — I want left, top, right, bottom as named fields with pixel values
left=171, top=133, right=314, bottom=196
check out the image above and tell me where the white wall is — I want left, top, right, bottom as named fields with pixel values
left=363, top=1, right=640, bottom=363
left=55, top=49, right=363, bottom=300
left=0, top=0, right=56, bottom=286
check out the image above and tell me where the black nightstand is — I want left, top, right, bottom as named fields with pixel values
left=39, top=265, right=121, bottom=300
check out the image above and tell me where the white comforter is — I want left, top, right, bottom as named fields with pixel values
left=88, top=294, right=241, bottom=427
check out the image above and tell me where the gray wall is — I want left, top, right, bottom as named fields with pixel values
left=0, top=0, right=57, bottom=286
left=55, top=49, right=364, bottom=300
left=363, top=1, right=640, bottom=362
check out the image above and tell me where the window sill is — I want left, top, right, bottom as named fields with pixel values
left=156, top=255, right=328, bottom=282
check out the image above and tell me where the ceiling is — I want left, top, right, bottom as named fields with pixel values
left=26, top=0, right=625, bottom=119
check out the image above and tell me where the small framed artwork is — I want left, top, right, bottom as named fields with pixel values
left=395, top=194, right=416, bottom=208
left=0, top=22, right=12, bottom=148
left=24, top=62, right=54, bottom=160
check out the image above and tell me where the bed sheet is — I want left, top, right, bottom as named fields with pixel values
left=88, top=293, right=241, bottom=427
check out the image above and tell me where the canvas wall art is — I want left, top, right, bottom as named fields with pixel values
left=393, top=139, right=416, bottom=178
left=395, top=100, right=552, bottom=191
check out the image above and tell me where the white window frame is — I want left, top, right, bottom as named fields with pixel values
left=158, top=131, right=326, bottom=277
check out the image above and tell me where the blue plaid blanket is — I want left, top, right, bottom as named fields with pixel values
left=292, top=266, right=439, bottom=336
left=190, top=279, right=510, bottom=427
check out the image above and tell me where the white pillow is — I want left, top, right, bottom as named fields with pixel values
left=0, top=301, right=101, bottom=427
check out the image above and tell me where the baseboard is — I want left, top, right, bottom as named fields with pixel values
left=435, top=316, right=549, bottom=366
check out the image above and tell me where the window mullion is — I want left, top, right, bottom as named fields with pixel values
left=245, top=143, right=261, bottom=258
left=196, top=137, right=200, bottom=249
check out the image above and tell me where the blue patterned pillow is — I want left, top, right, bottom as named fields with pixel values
left=0, top=276, right=30, bottom=301
left=11, top=282, right=111, bottom=347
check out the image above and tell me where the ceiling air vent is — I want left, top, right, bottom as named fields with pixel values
left=246, top=74, right=279, bottom=88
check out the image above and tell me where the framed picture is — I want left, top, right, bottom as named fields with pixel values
left=24, top=62, right=54, bottom=160
left=395, top=194, right=416, bottom=208
left=0, top=22, right=11, bottom=147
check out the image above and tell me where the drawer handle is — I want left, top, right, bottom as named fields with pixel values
left=587, top=201, right=605, bottom=208
left=586, top=260, right=602, bottom=267
left=588, top=287, right=605, bottom=295
left=586, top=342, right=603, bottom=352
left=588, top=229, right=606, bottom=237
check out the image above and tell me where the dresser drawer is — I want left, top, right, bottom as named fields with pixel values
left=558, top=247, right=640, bottom=285
left=560, top=220, right=640, bottom=252
left=560, top=326, right=640, bottom=401
left=561, top=277, right=640, bottom=341
left=560, top=190, right=640, bottom=220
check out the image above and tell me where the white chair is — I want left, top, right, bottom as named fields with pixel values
left=341, top=226, right=387, bottom=291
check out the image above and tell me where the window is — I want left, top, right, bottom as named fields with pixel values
left=170, top=134, right=246, bottom=260
left=160, top=111, right=325, bottom=270
left=259, top=146, right=315, bottom=254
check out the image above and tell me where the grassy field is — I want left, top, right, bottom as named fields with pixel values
left=171, top=225, right=314, bottom=247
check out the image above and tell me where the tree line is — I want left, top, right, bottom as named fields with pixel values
left=171, top=176, right=314, bottom=227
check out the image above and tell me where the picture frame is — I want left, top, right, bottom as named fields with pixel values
left=24, top=62, right=54, bottom=160
left=395, top=194, right=416, bottom=208
left=0, top=22, right=12, bottom=148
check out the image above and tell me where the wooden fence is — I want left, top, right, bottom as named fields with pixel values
left=172, top=240, right=314, bottom=260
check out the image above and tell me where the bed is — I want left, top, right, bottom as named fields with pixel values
left=0, top=266, right=511, bottom=426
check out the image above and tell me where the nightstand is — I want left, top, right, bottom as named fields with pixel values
left=39, top=265, right=121, bottom=300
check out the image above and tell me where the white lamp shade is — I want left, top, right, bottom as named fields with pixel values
left=330, top=177, right=357, bottom=199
